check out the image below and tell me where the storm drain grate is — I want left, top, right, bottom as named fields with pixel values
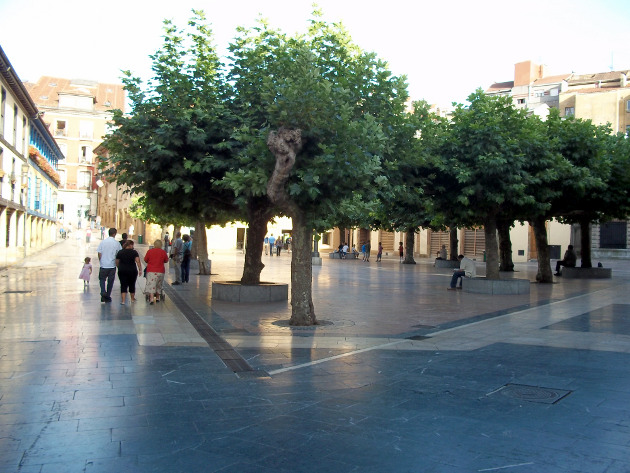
left=492, top=383, right=572, bottom=404
left=164, top=285, right=268, bottom=378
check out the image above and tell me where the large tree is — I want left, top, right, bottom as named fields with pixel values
left=226, top=12, right=408, bottom=325
left=102, top=11, right=241, bottom=275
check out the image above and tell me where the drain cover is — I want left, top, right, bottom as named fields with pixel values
left=494, top=384, right=571, bottom=404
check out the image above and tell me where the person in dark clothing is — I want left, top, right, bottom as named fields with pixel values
left=555, top=244, right=577, bottom=276
left=115, top=240, right=142, bottom=304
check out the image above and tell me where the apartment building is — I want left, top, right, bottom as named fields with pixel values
left=0, top=45, right=62, bottom=266
left=24, top=76, right=124, bottom=231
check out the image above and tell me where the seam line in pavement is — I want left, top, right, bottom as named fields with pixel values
left=163, top=284, right=268, bottom=377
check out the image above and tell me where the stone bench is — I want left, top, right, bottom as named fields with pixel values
left=212, top=281, right=288, bottom=302
left=463, top=277, right=531, bottom=295
left=435, top=259, right=460, bottom=269
left=562, top=267, right=612, bottom=279
left=329, top=252, right=359, bottom=259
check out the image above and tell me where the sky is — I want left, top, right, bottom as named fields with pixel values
left=1, top=0, right=630, bottom=107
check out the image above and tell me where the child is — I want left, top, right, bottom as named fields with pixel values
left=79, top=257, right=92, bottom=287
left=399, top=242, right=404, bottom=262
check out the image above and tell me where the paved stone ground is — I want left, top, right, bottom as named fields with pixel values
left=1, top=236, right=630, bottom=472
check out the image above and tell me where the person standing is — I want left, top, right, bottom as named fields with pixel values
left=78, top=257, right=92, bottom=288
left=120, top=233, right=128, bottom=248
left=85, top=227, right=92, bottom=244
left=181, top=234, right=192, bottom=283
left=448, top=254, right=477, bottom=290
left=398, top=242, right=404, bottom=262
left=115, top=240, right=142, bottom=304
left=264, top=236, right=269, bottom=255
left=97, top=228, right=121, bottom=302
left=365, top=241, right=371, bottom=262
left=268, top=234, right=275, bottom=256
left=276, top=237, right=283, bottom=256
left=164, top=232, right=170, bottom=253
left=144, top=240, right=169, bottom=304
left=171, top=232, right=183, bottom=285
left=376, top=242, right=383, bottom=262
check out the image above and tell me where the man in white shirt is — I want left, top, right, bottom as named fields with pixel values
left=97, top=228, right=122, bottom=302
left=448, top=254, right=476, bottom=290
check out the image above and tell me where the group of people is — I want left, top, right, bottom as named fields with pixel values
left=80, top=228, right=193, bottom=305
left=264, top=234, right=291, bottom=256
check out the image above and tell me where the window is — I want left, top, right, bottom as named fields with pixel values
left=58, top=170, right=66, bottom=187
left=517, top=98, right=525, bottom=104
left=80, top=145, right=92, bottom=163
left=0, top=87, right=6, bottom=135
left=79, top=171, right=91, bottom=189
left=58, top=143, right=67, bottom=159
left=22, top=117, right=27, bottom=155
left=626, top=125, right=630, bottom=138
left=79, top=121, right=93, bottom=139
left=565, top=107, right=575, bottom=117
left=55, top=120, right=67, bottom=137
left=626, top=100, right=630, bottom=112
left=13, top=105, right=18, bottom=146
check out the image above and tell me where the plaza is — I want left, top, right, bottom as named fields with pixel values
left=1, top=237, right=629, bottom=472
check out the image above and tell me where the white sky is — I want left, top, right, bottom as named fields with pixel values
left=1, top=0, right=630, bottom=106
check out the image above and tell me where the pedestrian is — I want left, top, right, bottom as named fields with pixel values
left=365, top=241, right=371, bottom=262
left=276, top=237, right=283, bottom=256
left=181, top=234, right=192, bottom=283
left=399, top=242, right=404, bottom=262
left=115, top=240, right=142, bottom=305
left=376, top=242, right=383, bottom=262
left=264, top=236, right=269, bottom=255
left=361, top=243, right=366, bottom=261
left=164, top=232, right=170, bottom=253
left=100, top=226, right=105, bottom=239
left=78, top=256, right=92, bottom=288
left=128, top=224, right=134, bottom=238
left=555, top=245, right=577, bottom=276
left=144, top=239, right=169, bottom=304
left=120, top=233, right=128, bottom=248
left=268, top=234, right=275, bottom=256
left=342, top=242, right=349, bottom=259
left=170, top=232, right=183, bottom=285
left=448, top=254, right=477, bottom=290
left=85, top=227, right=91, bottom=243
left=97, top=228, right=121, bottom=303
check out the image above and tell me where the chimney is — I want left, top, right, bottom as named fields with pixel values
left=514, top=60, right=544, bottom=87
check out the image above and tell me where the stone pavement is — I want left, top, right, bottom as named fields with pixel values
left=1, top=237, right=630, bottom=472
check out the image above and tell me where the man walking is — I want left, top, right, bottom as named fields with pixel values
left=268, top=234, right=275, bottom=257
left=97, top=228, right=121, bottom=302
left=171, top=232, right=184, bottom=285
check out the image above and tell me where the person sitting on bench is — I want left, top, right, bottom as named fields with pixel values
left=555, top=245, right=577, bottom=276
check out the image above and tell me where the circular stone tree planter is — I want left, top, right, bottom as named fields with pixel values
left=463, top=277, right=531, bottom=295
left=212, top=281, right=288, bottom=302
left=435, top=259, right=460, bottom=269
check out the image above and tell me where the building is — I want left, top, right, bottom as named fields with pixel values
left=0, top=45, right=62, bottom=267
left=24, top=76, right=125, bottom=231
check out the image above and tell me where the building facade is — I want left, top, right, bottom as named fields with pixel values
left=0, top=46, right=62, bottom=267
left=24, top=76, right=124, bottom=232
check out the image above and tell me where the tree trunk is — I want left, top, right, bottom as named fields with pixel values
left=195, top=219, right=211, bottom=275
left=531, top=216, right=553, bottom=283
left=497, top=218, right=514, bottom=272
left=484, top=218, right=500, bottom=279
left=240, top=196, right=273, bottom=285
left=266, top=127, right=317, bottom=326
left=449, top=227, right=459, bottom=260
left=579, top=217, right=592, bottom=268
left=403, top=229, right=416, bottom=264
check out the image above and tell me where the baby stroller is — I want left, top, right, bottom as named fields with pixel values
left=143, top=267, right=166, bottom=302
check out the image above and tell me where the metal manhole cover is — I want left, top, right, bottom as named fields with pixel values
left=494, top=383, right=571, bottom=404
left=4, top=290, right=32, bottom=294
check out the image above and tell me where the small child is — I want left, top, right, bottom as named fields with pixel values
left=79, top=257, right=92, bottom=287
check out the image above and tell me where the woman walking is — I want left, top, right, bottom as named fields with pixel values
left=115, top=240, right=142, bottom=304
left=144, top=239, right=169, bottom=304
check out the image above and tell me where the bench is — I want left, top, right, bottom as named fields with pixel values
left=329, top=252, right=359, bottom=259
left=561, top=267, right=612, bottom=279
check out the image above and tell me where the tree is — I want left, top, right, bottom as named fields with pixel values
left=226, top=12, right=407, bottom=325
left=102, top=11, right=240, bottom=275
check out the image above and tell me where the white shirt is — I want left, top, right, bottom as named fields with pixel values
left=97, top=237, right=122, bottom=269
left=459, top=257, right=477, bottom=278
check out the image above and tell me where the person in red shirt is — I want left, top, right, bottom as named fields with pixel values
left=143, top=239, right=169, bottom=304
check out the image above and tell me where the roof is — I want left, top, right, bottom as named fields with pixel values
left=532, top=73, right=572, bottom=86
left=569, top=70, right=630, bottom=84
left=487, top=81, right=514, bottom=92
left=24, top=76, right=125, bottom=112
left=562, top=85, right=630, bottom=95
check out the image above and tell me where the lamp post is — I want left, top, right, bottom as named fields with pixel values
left=21, top=164, right=29, bottom=258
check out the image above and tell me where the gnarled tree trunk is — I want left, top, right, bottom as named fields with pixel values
left=531, top=216, right=553, bottom=283
left=449, top=227, right=459, bottom=260
left=403, top=229, right=416, bottom=264
left=266, top=128, right=317, bottom=326
left=497, top=218, right=514, bottom=272
left=484, top=218, right=499, bottom=279
left=579, top=217, right=592, bottom=268
left=241, top=196, right=273, bottom=285
left=195, top=219, right=211, bottom=275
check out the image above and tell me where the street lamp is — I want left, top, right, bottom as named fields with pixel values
left=21, top=164, right=29, bottom=257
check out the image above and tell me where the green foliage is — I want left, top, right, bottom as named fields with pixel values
left=101, top=11, right=240, bottom=227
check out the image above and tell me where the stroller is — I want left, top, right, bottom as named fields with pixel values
left=143, top=267, right=166, bottom=302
